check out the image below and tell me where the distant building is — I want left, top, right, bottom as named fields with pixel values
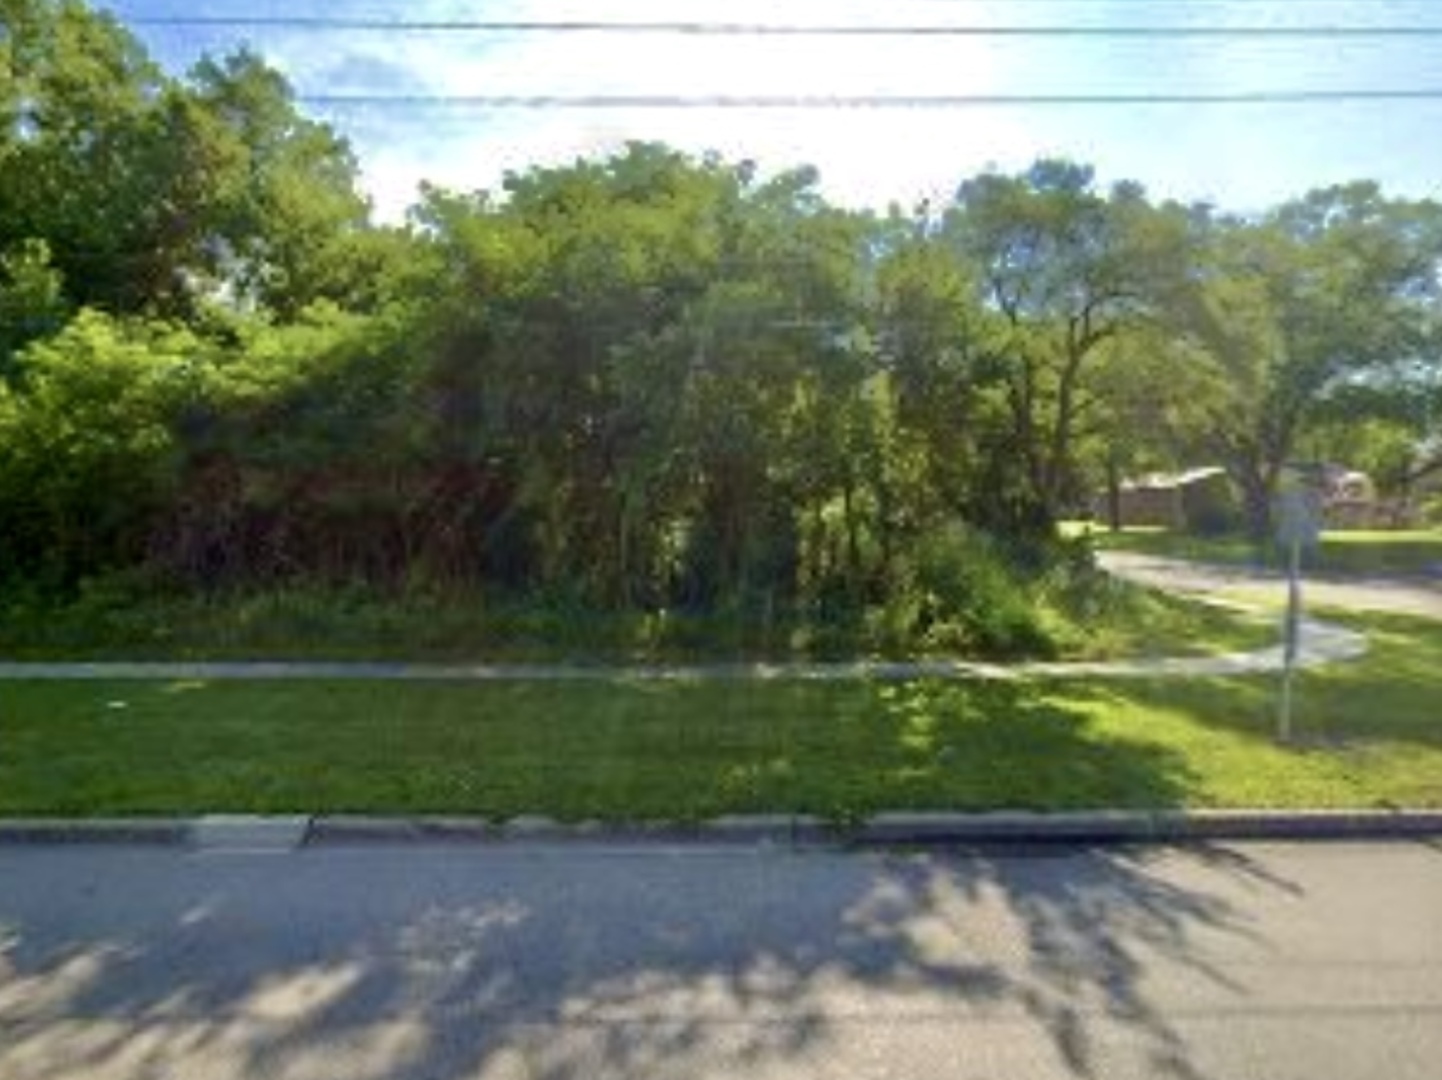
left=1097, top=467, right=1238, bottom=533
left=1289, top=462, right=1399, bottom=529
left=1097, top=463, right=1415, bottom=533
left=1318, top=466, right=1379, bottom=529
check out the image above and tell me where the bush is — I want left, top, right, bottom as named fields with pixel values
left=0, top=311, right=212, bottom=583
left=1180, top=471, right=1241, bottom=536
left=894, top=524, right=1058, bottom=659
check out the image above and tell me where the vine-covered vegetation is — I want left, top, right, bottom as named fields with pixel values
left=3, top=1, right=1440, bottom=657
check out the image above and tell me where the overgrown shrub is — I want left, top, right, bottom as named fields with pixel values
left=0, top=311, right=212, bottom=585
left=890, top=523, right=1058, bottom=659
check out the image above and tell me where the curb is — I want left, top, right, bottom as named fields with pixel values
left=852, top=810, right=1442, bottom=845
left=308, top=813, right=808, bottom=847
left=2, top=810, right=1440, bottom=849
left=0, top=818, right=190, bottom=845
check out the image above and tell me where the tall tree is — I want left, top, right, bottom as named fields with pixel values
left=1167, top=184, right=1442, bottom=540
left=185, top=49, right=371, bottom=316
left=0, top=2, right=371, bottom=320
left=0, top=0, right=169, bottom=311
left=871, top=206, right=997, bottom=534
left=942, top=161, right=1188, bottom=536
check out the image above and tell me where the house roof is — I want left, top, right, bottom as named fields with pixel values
left=1121, top=466, right=1228, bottom=492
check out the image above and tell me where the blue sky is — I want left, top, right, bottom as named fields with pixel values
left=100, top=0, right=1442, bottom=220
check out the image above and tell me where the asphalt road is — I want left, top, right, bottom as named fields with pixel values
left=2, top=840, right=1440, bottom=1080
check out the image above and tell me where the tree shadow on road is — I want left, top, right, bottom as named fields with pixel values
left=0, top=833, right=1300, bottom=1080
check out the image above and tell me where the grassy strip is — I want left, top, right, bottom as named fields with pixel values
left=1080, top=525, right=1442, bottom=577
left=0, top=576, right=1273, bottom=663
left=1086, top=609, right=1442, bottom=809
left=1044, top=584, right=1274, bottom=660
left=1, top=613, right=1436, bottom=818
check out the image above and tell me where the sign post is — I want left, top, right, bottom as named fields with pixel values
left=1274, top=475, right=1323, bottom=744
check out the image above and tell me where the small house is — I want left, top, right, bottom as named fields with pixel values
left=1098, top=467, right=1238, bottom=533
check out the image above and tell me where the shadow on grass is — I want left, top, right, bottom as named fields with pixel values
left=0, top=679, right=1198, bottom=818
left=0, top=839, right=1294, bottom=1080
left=1082, top=610, right=1442, bottom=753
left=826, top=680, right=1197, bottom=814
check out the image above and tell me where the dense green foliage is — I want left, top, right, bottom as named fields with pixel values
left=3, top=1, right=1441, bottom=656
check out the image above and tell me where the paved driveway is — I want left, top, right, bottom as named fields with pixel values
left=1099, top=551, right=1442, bottom=621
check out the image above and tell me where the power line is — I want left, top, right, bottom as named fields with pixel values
left=297, top=90, right=1442, bottom=109
left=125, top=17, right=1442, bottom=38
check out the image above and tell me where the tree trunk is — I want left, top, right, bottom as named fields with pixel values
left=1106, top=454, right=1122, bottom=532
left=841, top=478, right=861, bottom=592
left=1237, top=466, right=1274, bottom=553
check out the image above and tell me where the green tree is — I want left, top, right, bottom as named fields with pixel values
left=408, top=146, right=878, bottom=611
left=0, top=2, right=371, bottom=320
left=942, top=162, right=1188, bottom=536
left=871, top=206, right=998, bottom=536
left=1167, top=185, right=1442, bottom=541
left=185, top=49, right=371, bottom=316
left=0, top=0, right=170, bottom=311
left=0, top=238, right=69, bottom=371
left=0, top=310, right=209, bottom=583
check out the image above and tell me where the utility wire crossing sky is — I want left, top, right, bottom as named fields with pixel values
left=117, top=18, right=1442, bottom=37
left=103, top=0, right=1442, bottom=220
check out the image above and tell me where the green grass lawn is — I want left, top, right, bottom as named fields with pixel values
left=1079, top=524, right=1442, bottom=577
left=1043, top=583, right=1275, bottom=660
left=2, top=612, right=1437, bottom=818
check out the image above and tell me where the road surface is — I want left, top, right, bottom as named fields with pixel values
left=2, top=840, right=1439, bottom=1079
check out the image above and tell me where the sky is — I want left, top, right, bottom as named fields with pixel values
left=100, top=0, right=1442, bottom=221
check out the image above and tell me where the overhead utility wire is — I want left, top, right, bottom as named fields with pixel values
left=125, top=17, right=1442, bottom=38
left=297, top=90, right=1442, bottom=108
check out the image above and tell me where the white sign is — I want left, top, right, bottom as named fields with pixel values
left=1275, top=486, right=1323, bottom=550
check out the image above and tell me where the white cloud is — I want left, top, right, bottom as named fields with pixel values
left=250, top=0, right=1051, bottom=219
left=117, top=0, right=1442, bottom=219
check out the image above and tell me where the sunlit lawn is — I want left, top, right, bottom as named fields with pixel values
left=2, top=612, right=1437, bottom=818
left=1059, top=610, right=1442, bottom=810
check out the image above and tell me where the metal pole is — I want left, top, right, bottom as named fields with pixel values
left=1278, top=533, right=1301, bottom=744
